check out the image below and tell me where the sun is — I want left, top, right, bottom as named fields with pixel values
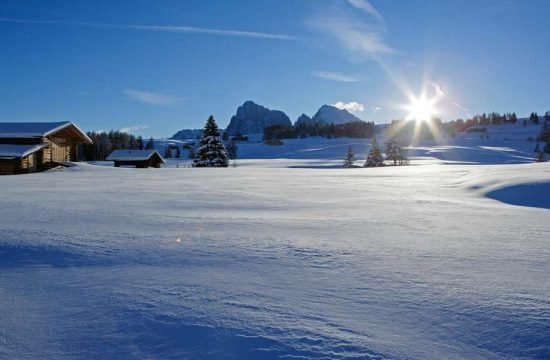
left=405, top=94, right=438, bottom=122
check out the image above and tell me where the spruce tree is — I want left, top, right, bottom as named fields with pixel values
left=385, top=138, right=408, bottom=165
left=364, top=136, right=384, bottom=167
left=343, top=146, right=355, bottom=168
left=193, top=116, right=229, bottom=167
left=385, top=139, right=400, bottom=165
left=145, top=137, right=155, bottom=150
left=226, top=139, right=238, bottom=160
left=164, top=146, right=173, bottom=158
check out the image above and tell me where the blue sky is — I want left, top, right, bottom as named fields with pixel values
left=1, top=0, right=549, bottom=137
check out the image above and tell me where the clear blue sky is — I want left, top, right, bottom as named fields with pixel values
left=1, top=0, right=549, bottom=137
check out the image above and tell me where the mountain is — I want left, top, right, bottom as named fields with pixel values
left=171, top=129, right=203, bottom=140
left=294, top=114, right=313, bottom=127
left=226, top=101, right=292, bottom=135
left=311, top=105, right=363, bottom=125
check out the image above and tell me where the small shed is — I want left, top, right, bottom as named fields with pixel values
left=106, top=149, right=165, bottom=168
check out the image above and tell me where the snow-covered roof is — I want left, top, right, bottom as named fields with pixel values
left=0, top=143, right=49, bottom=160
left=106, top=149, right=166, bottom=163
left=0, top=121, right=92, bottom=143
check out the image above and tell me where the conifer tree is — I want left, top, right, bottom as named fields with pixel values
left=164, top=146, right=173, bottom=159
left=193, top=116, right=228, bottom=167
left=364, top=136, right=384, bottom=167
left=343, top=146, right=355, bottom=168
left=385, top=138, right=408, bottom=165
left=145, top=137, right=155, bottom=150
left=226, top=139, right=238, bottom=160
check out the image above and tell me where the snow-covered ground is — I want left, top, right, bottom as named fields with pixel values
left=1, top=158, right=549, bottom=359
left=1, top=122, right=549, bottom=359
left=157, top=122, right=542, bottom=166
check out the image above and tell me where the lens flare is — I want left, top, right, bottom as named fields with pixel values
left=405, top=93, right=438, bottom=122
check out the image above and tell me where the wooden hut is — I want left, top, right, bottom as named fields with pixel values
left=0, top=121, right=92, bottom=175
left=106, top=149, right=165, bottom=168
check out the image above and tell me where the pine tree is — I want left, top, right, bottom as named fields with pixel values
left=535, top=151, right=547, bottom=162
left=145, top=137, right=154, bottom=150
left=175, top=147, right=181, bottom=158
left=385, top=138, right=408, bottom=165
left=364, top=136, right=384, bottom=167
left=193, top=116, right=229, bottom=167
left=164, top=146, right=173, bottom=158
left=226, top=139, right=238, bottom=160
left=137, top=136, right=144, bottom=150
left=343, top=146, right=355, bottom=168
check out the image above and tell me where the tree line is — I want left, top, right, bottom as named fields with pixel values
left=263, top=121, right=376, bottom=141
left=79, top=131, right=148, bottom=161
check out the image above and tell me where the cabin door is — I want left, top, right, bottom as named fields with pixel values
left=34, top=151, right=43, bottom=170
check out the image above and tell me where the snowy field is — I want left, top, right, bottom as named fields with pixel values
left=1, top=156, right=549, bottom=359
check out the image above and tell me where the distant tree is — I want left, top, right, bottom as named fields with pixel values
left=343, top=146, right=355, bottom=168
left=535, top=151, right=547, bottom=162
left=137, top=136, right=144, bottom=150
left=226, top=139, right=238, bottom=160
left=545, top=111, right=550, bottom=123
left=188, top=146, right=196, bottom=159
left=385, top=139, right=408, bottom=166
left=175, top=147, right=181, bottom=158
left=193, top=116, right=228, bottom=167
left=364, top=136, right=384, bottom=167
left=530, top=112, right=540, bottom=125
left=145, top=137, right=155, bottom=150
left=164, top=146, right=173, bottom=159
left=510, top=113, right=518, bottom=124
left=222, top=131, right=229, bottom=141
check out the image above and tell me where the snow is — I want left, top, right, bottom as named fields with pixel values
left=0, top=122, right=549, bottom=359
left=0, top=121, right=72, bottom=139
left=0, top=143, right=49, bottom=159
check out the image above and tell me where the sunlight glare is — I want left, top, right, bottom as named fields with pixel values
left=405, top=94, right=438, bottom=122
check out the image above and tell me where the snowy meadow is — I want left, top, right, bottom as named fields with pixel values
left=1, top=158, right=549, bottom=359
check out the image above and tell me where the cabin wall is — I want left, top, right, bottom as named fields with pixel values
left=0, top=159, right=18, bottom=175
left=20, top=154, right=38, bottom=173
left=45, top=137, right=70, bottom=162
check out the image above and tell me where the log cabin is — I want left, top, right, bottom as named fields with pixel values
left=0, top=121, right=92, bottom=175
left=106, top=149, right=166, bottom=168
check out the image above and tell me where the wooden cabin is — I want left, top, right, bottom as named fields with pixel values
left=0, top=121, right=92, bottom=175
left=106, top=149, right=166, bottom=168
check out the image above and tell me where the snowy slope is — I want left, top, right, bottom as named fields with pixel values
left=149, top=123, right=544, bottom=168
left=0, top=161, right=549, bottom=359
left=181, top=123, right=542, bottom=165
